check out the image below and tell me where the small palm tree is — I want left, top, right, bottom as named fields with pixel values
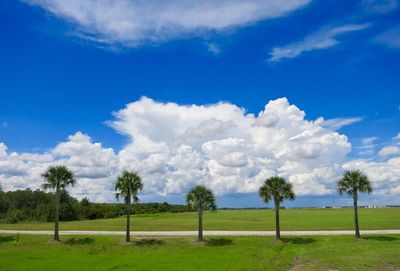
left=186, top=185, right=216, bottom=242
left=42, top=165, right=76, bottom=241
left=337, top=170, right=372, bottom=239
left=115, top=171, right=143, bottom=242
left=259, top=176, right=295, bottom=241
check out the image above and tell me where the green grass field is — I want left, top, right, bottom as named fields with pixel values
left=1, top=208, right=399, bottom=231
left=1, top=234, right=399, bottom=271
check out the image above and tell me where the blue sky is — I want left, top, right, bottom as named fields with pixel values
left=0, top=0, right=399, bottom=207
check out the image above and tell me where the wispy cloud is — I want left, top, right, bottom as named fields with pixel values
left=25, top=0, right=310, bottom=48
left=379, top=145, right=400, bottom=157
left=322, top=117, right=363, bottom=130
left=361, top=0, right=398, bottom=14
left=207, top=43, right=221, bottom=55
left=358, top=149, right=375, bottom=156
left=362, top=136, right=379, bottom=145
left=356, top=136, right=378, bottom=156
left=375, top=26, right=400, bottom=49
left=268, top=23, right=370, bottom=62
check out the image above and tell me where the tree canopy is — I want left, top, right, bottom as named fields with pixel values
left=259, top=176, right=295, bottom=205
left=42, top=165, right=76, bottom=191
left=337, top=170, right=373, bottom=196
left=115, top=171, right=143, bottom=203
left=186, top=185, right=216, bottom=210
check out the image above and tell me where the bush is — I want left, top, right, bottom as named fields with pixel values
left=0, top=189, right=191, bottom=223
left=3, top=209, right=25, bottom=224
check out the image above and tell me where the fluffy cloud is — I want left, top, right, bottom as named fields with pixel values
left=53, top=132, right=118, bottom=179
left=111, top=97, right=351, bottom=196
left=1, top=97, right=400, bottom=202
left=344, top=157, right=400, bottom=194
left=268, top=24, right=370, bottom=62
left=25, top=0, right=310, bottom=47
left=0, top=132, right=118, bottom=202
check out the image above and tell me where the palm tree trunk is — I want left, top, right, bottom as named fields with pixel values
left=198, top=204, right=203, bottom=242
left=126, top=198, right=131, bottom=242
left=275, top=200, right=281, bottom=241
left=54, top=188, right=60, bottom=242
left=353, top=191, right=361, bottom=239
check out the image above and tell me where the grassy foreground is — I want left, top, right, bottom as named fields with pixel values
left=1, top=234, right=399, bottom=271
left=1, top=208, right=399, bottom=231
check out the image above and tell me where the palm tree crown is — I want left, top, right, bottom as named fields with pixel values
left=42, top=165, right=76, bottom=190
left=186, top=185, right=216, bottom=210
left=337, top=170, right=372, bottom=196
left=115, top=171, right=143, bottom=203
left=259, top=176, right=295, bottom=204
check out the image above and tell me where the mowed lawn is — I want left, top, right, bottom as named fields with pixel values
left=1, top=234, right=399, bottom=271
left=0, top=208, right=400, bottom=231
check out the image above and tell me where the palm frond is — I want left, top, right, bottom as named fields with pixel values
left=259, top=176, right=295, bottom=205
left=337, top=169, right=372, bottom=196
left=41, top=165, right=76, bottom=192
left=186, top=185, right=216, bottom=210
left=114, top=170, right=143, bottom=203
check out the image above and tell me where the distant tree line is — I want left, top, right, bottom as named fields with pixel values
left=0, top=188, right=191, bottom=224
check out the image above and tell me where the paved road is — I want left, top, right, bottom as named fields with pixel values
left=1, top=230, right=400, bottom=236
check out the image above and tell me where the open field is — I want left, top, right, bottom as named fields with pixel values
left=1, top=234, right=400, bottom=271
left=1, top=208, right=400, bottom=231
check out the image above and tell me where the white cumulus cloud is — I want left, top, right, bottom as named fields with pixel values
left=344, top=157, right=400, bottom=194
left=0, top=132, right=118, bottom=202
left=1, top=97, right=400, bottom=202
left=111, top=97, right=351, bottom=196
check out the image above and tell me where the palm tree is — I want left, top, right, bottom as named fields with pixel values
left=42, top=165, right=76, bottom=241
left=115, top=171, right=143, bottom=242
left=186, top=185, right=216, bottom=242
left=337, top=169, right=372, bottom=239
left=259, top=176, right=295, bottom=241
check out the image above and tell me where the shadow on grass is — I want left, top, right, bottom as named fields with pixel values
left=363, top=236, right=398, bottom=242
left=64, top=237, right=95, bottom=245
left=282, top=237, right=316, bottom=245
left=133, top=238, right=165, bottom=246
left=206, top=238, right=233, bottom=247
left=0, top=236, right=16, bottom=243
